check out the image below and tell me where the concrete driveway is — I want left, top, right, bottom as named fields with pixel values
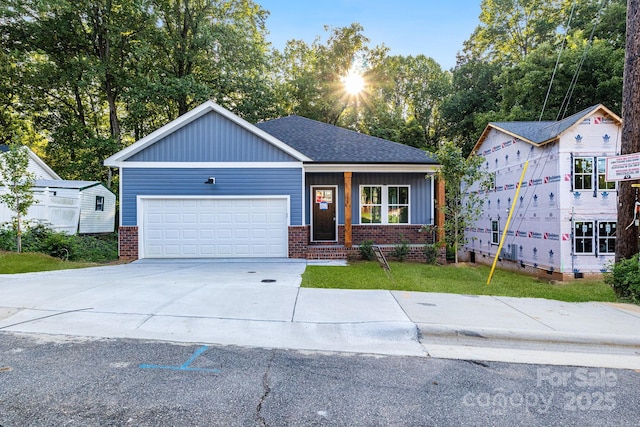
left=0, top=259, right=422, bottom=356
left=2, top=259, right=640, bottom=368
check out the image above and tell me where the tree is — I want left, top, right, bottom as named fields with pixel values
left=463, top=0, right=562, bottom=64
left=272, top=23, right=388, bottom=127
left=365, top=55, right=450, bottom=150
left=439, top=59, right=502, bottom=156
left=616, top=0, right=640, bottom=261
left=0, top=145, right=36, bottom=253
left=435, top=141, right=490, bottom=263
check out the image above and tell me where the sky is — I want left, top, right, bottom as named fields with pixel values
left=257, top=0, right=482, bottom=70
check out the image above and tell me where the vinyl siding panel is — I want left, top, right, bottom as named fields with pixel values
left=122, top=168, right=303, bottom=226
left=127, top=111, right=298, bottom=162
left=78, top=184, right=116, bottom=234
left=305, top=172, right=433, bottom=225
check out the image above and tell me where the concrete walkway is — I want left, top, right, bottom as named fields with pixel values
left=1, top=260, right=639, bottom=369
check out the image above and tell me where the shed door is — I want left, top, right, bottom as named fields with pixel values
left=141, top=198, right=288, bottom=258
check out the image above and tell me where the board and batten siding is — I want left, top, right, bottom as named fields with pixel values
left=305, top=172, right=433, bottom=225
left=79, top=184, right=116, bottom=234
left=121, top=167, right=304, bottom=226
left=127, top=111, right=298, bottom=162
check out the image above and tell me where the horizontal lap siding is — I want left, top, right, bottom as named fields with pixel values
left=306, top=172, right=433, bottom=225
left=121, top=168, right=303, bottom=226
left=127, top=112, right=297, bottom=162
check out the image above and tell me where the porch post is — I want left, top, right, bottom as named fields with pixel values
left=436, top=177, right=446, bottom=243
left=344, top=172, right=352, bottom=248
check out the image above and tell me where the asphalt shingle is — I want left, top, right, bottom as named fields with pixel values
left=256, top=115, right=437, bottom=164
left=490, top=105, right=602, bottom=145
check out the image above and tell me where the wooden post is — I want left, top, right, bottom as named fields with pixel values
left=344, top=172, right=352, bottom=248
left=616, top=0, right=640, bottom=261
left=436, top=177, right=445, bottom=243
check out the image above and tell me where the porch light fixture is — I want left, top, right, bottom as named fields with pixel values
left=204, top=177, right=215, bottom=184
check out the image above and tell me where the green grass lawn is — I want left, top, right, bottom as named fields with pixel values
left=302, top=261, right=617, bottom=303
left=0, top=251, right=98, bottom=274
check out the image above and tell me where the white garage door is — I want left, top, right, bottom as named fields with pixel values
left=141, top=197, right=288, bottom=258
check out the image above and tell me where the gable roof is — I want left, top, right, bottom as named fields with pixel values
left=104, top=101, right=311, bottom=166
left=256, top=115, right=437, bottom=164
left=473, top=104, right=621, bottom=152
left=0, top=144, right=62, bottom=180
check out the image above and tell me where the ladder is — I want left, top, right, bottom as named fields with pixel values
left=373, top=245, right=390, bottom=271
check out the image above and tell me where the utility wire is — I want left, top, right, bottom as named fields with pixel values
left=540, top=0, right=577, bottom=121
left=557, top=0, right=608, bottom=120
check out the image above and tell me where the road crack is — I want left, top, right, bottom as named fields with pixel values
left=256, top=350, right=276, bottom=427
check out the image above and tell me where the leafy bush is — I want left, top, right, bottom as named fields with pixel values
left=424, top=244, right=439, bottom=265
left=604, top=255, right=640, bottom=303
left=0, top=222, right=117, bottom=262
left=41, top=232, right=75, bottom=260
left=390, top=236, right=410, bottom=262
left=358, top=240, right=375, bottom=261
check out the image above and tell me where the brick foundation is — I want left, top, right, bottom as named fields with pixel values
left=287, top=224, right=445, bottom=263
left=118, top=226, right=139, bottom=260
left=288, top=226, right=309, bottom=259
left=120, top=224, right=444, bottom=263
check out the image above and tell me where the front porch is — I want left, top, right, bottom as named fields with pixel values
left=288, top=224, right=445, bottom=263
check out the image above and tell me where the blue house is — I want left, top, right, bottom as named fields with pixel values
left=104, top=101, right=442, bottom=260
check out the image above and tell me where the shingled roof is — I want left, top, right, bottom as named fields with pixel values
left=256, top=115, right=437, bottom=164
left=475, top=104, right=621, bottom=151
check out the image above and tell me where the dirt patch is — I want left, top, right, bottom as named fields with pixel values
left=605, top=302, right=640, bottom=315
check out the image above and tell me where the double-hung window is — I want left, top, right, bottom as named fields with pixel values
left=360, top=185, right=410, bottom=224
left=491, top=220, right=499, bottom=245
left=574, top=221, right=594, bottom=254
left=574, top=157, right=615, bottom=191
left=95, top=196, right=105, bottom=212
left=574, top=157, right=593, bottom=190
left=598, top=221, right=616, bottom=254
left=597, top=158, right=616, bottom=190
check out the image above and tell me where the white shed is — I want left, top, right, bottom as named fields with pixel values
left=30, top=180, right=116, bottom=234
left=1, top=145, right=115, bottom=234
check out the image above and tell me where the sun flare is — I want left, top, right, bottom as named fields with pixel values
left=342, top=70, right=365, bottom=96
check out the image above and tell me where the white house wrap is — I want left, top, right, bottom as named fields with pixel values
left=462, top=105, right=622, bottom=280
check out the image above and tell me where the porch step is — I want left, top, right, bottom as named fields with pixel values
left=306, top=246, right=349, bottom=260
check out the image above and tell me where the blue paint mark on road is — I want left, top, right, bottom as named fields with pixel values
left=140, top=345, right=221, bottom=373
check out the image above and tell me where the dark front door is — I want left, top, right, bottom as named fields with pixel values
left=312, top=187, right=337, bottom=241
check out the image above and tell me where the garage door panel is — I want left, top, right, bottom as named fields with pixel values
left=142, top=198, right=287, bottom=258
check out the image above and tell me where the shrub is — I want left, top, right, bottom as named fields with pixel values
left=390, top=236, right=410, bottom=262
left=0, top=222, right=117, bottom=262
left=72, top=233, right=118, bottom=262
left=0, top=222, right=17, bottom=251
left=41, top=232, right=75, bottom=260
left=604, top=256, right=640, bottom=303
left=359, top=240, right=375, bottom=261
left=424, top=244, right=439, bottom=265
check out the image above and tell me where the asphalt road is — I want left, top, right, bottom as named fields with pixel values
left=1, top=332, right=639, bottom=426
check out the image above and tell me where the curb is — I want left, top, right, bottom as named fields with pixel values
left=416, top=323, right=640, bottom=348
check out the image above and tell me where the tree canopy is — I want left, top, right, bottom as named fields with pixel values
left=0, top=0, right=627, bottom=184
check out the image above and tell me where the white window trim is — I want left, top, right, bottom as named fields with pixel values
left=596, top=157, right=616, bottom=191
left=573, top=157, right=594, bottom=191
left=359, top=184, right=411, bottom=225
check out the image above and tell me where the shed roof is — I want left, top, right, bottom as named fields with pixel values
left=256, top=115, right=437, bottom=164
left=35, top=180, right=103, bottom=191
